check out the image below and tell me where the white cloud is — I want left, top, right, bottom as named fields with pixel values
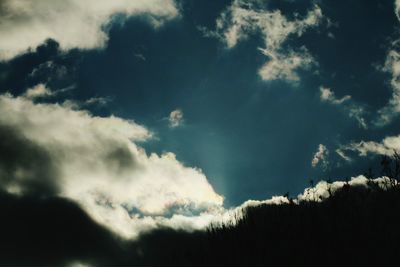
left=396, top=0, right=400, bottom=21
left=311, top=144, right=328, bottom=168
left=224, top=175, right=396, bottom=222
left=373, top=1, right=400, bottom=126
left=85, top=96, right=112, bottom=106
left=319, top=86, right=367, bottom=129
left=239, top=196, right=290, bottom=208
left=348, top=106, right=367, bottom=129
left=342, top=134, right=400, bottom=157
left=0, top=0, right=179, bottom=60
left=169, top=109, right=184, bottom=128
left=23, top=83, right=53, bottom=100
left=297, top=175, right=394, bottom=202
left=375, top=47, right=400, bottom=126
left=0, top=92, right=223, bottom=238
left=258, top=47, right=316, bottom=82
left=320, top=87, right=351, bottom=105
left=210, top=0, right=323, bottom=82
left=335, top=148, right=352, bottom=162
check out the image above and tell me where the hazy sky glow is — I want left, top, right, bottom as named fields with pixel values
left=1, top=0, right=400, bottom=246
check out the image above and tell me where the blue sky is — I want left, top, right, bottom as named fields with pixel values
left=1, top=0, right=400, bottom=229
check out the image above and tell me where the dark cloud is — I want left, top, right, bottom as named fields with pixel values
left=0, top=125, right=58, bottom=196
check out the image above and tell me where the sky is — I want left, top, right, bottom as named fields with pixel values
left=1, top=0, right=400, bottom=258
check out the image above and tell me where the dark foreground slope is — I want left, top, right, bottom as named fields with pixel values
left=1, top=183, right=400, bottom=267
left=137, top=183, right=400, bottom=267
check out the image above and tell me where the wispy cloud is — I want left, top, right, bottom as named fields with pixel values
left=374, top=44, right=400, bottom=126
left=319, top=86, right=367, bottom=129
left=373, top=1, right=400, bottom=126
left=23, top=83, right=54, bottom=100
left=169, top=109, right=184, bottom=128
left=341, top=134, right=400, bottom=157
left=311, top=144, right=329, bottom=169
left=320, top=87, right=351, bottom=105
left=204, top=0, right=324, bottom=83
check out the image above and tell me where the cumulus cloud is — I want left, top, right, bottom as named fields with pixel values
left=208, top=0, right=323, bottom=82
left=0, top=91, right=223, bottom=238
left=319, top=86, right=367, bottom=129
left=311, top=144, right=329, bottom=168
left=169, top=109, right=184, bottom=128
left=0, top=0, right=179, bottom=60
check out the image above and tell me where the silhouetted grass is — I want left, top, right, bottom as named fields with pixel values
left=132, top=155, right=400, bottom=266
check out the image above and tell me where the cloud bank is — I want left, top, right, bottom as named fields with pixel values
left=0, top=88, right=223, bottom=238
left=0, top=0, right=179, bottom=60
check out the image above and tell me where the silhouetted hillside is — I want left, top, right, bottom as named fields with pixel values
left=2, top=163, right=400, bottom=266
left=134, top=182, right=400, bottom=267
